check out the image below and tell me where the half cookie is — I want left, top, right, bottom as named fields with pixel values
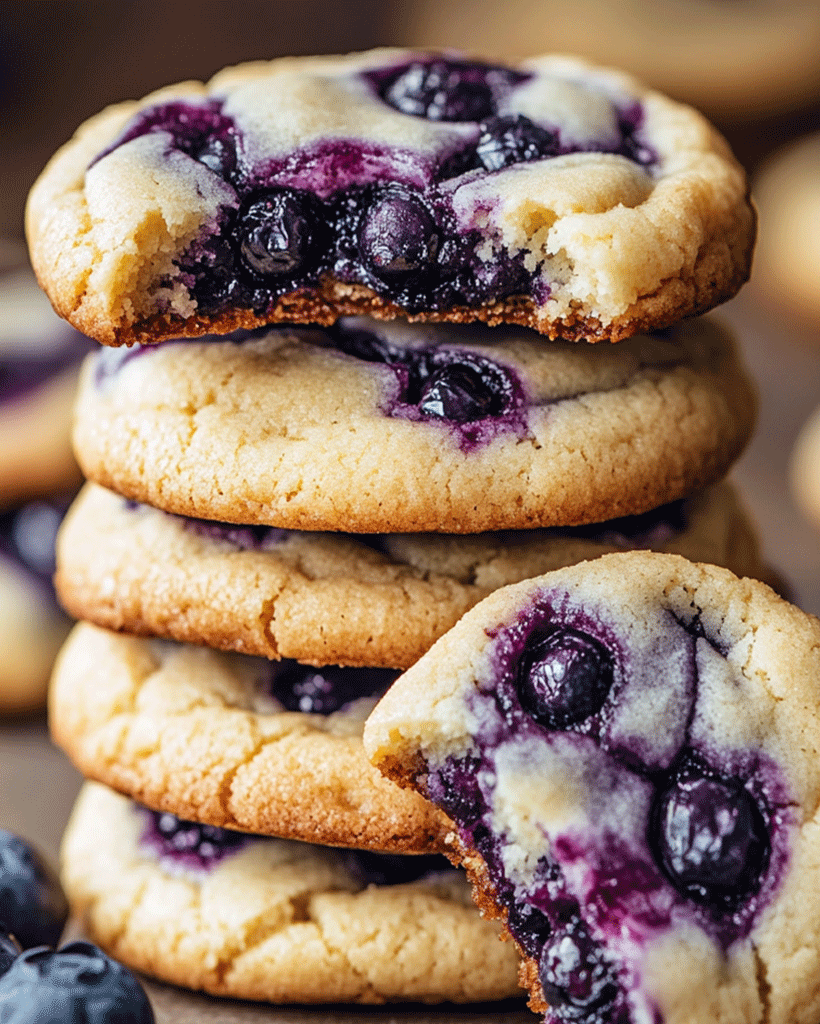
left=364, top=552, right=820, bottom=1024
left=73, top=316, right=756, bottom=533
left=26, top=50, right=753, bottom=346
left=50, top=623, right=445, bottom=852
left=56, top=481, right=766, bottom=667
left=62, top=783, right=521, bottom=1003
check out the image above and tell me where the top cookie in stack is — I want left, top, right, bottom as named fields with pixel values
left=27, top=49, right=754, bottom=346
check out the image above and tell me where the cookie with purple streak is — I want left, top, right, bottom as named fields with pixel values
left=0, top=498, right=71, bottom=713
left=72, top=315, right=755, bottom=534
left=26, top=49, right=753, bottom=346
left=62, top=783, right=521, bottom=1004
left=0, top=267, right=93, bottom=507
left=55, top=481, right=767, bottom=667
left=364, top=551, right=820, bottom=1024
left=50, top=622, right=445, bottom=851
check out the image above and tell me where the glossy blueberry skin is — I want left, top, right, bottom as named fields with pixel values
left=0, top=941, right=154, bottom=1023
left=516, top=626, right=615, bottom=731
left=358, top=188, right=439, bottom=279
left=0, top=831, right=67, bottom=951
left=538, top=920, right=619, bottom=1022
left=651, top=758, right=770, bottom=911
left=0, top=935, right=20, bottom=979
left=475, top=115, right=559, bottom=172
left=239, top=189, right=322, bottom=278
left=269, top=662, right=397, bottom=715
left=379, top=58, right=511, bottom=122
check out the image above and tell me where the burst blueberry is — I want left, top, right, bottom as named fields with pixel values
left=340, top=850, right=451, bottom=887
left=359, top=189, right=439, bottom=278
left=651, top=757, right=769, bottom=910
left=0, top=830, right=67, bottom=951
left=146, top=812, right=248, bottom=867
left=476, top=115, right=559, bottom=172
left=269, top=662, right=397, bottom=715
left=381, top=58, right=499, bottom=122
left=418, top=362, right=503, bottom=422
left=517, top=627, right=614, bottom=730
left=239, top=189, right=319, bottom=277
left=0, top=941, right=154, bottom=1023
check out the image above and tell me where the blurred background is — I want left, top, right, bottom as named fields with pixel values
left=1, top=0, right=819, bottom=920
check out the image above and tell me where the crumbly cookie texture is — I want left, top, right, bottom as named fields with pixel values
left=754, top=132, right=820, bottom=326
left=50, top=623, right=446, bottom=852
left=56, top=482, right=766, bottom=667
left=791, top=405, right=820, bottom=531
left=26, top=49, right=754, bottom=345
left=62, top=783, right=521, bottom=1004
left=363, top=552, right=820, bottom=1024
left=72, top=315, right=755, bottom=534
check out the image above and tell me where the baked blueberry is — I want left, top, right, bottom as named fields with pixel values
left=538, top=920, right=619, bottom=1022
left=358, top=188, right=439, bottom=278
left=269, top=662, right=397, bottom=715
left=516, top=627, right=614, bottom=730
left=476, top=115, right=559, bottom=172
left=0, top=830, right=67, bottom=950
left=379, top=58, right=513, bottom=122
left=0, top=941, right=154, bottom=1023
left=651, top=756, right=769, bottom=910
left=141, top=810, right=248, bottom=870
left=0, top=934, right=20, bottom=979
left=418, top=362, right=500, bottom=421
left=340, top=849, right=452, bottom=886
left=239, top=189, right=319, bottom=277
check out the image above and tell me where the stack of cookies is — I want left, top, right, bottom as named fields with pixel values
left=26, top=49, right=763, bottom=1009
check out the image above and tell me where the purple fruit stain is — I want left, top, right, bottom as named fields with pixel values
left=139, top=809, right=248, bottom=872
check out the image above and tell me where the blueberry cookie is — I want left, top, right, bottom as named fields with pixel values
left=364, top=552, right=820, bottom=1024
left=73, top=316, right=755, bottom=534
left=0, top=268, right=92, bottom=506
left=791, top=404, right=820, bottom=531
left=50, top=623, right=445, bottom=851
left=55, top=482, right=767, bottom=668
left=62, top=783, right=521, bottom=1004
left=0, top=499, right=71, bottom=714
left=26, top=49, right=754, bottom=346
left=754, top=132, right=820, bottom=326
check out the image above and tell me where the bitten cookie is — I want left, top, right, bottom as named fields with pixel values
left=56, top=481, right=767, bottom=667
left=0, top=267, right=93, bottom=506
left=50, top=623, right=446, bottom=852
left=62, top=783, right=521, bottom=1004
left=26, top=49, right=754, bottom=345
left=364, top=552, right=820, bottom=1024
left=791, top=404, right=820, bottom=531
left=754, top=132, right=820, bottom=326
left=0, top=499, right=71, bottom=714
left=73, top=316, right=756, bottom=534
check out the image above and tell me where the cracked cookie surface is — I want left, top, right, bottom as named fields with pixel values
left=364, top=551, right=820, bottom=1024
left=26, top=49, right=754, bottom=346
left=56, top=481, right=767, bottom=667
left=50, top=623, right=445, bottom=852
left=72, top=316, right=755, bottom=533
left=62, top=783, right=521, bottom=1003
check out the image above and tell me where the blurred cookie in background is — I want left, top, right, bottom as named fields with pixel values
left=753, top=132, right=820, bottom=328
left=0, top=254, right=93, bottom=712
left=791, top=405, right=820, bottom=532
left=400, top=0, right=820, bottom=123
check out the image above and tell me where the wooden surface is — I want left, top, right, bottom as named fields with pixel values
left=1, top=270, right=818, bottom=1024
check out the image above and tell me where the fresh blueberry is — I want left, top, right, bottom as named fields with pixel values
left=475, top=115, right=559, bottom=172
left=359, top=189, right=439, bottom=278
left=144, top=812, right=248, bottom=869
left=516, top=627, right=614, bottom=730
left=269, top=662, right=397, bottom=715
left=0, top=934, right=20, bottom=979
left=0, top=831, right=67, bottom=950
left=538, top=919, right=619, bottom=1021
left=651, top=758, right=769, bottom=910
left=340, top=850, right=452, bottom=886
left=0, top=941, right=154, bottom=1023
left=239, top=189, right=319, bottom=277
left=381, top=59, right=498, bottom=122
left=418, top=362, right=501, bottom=422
